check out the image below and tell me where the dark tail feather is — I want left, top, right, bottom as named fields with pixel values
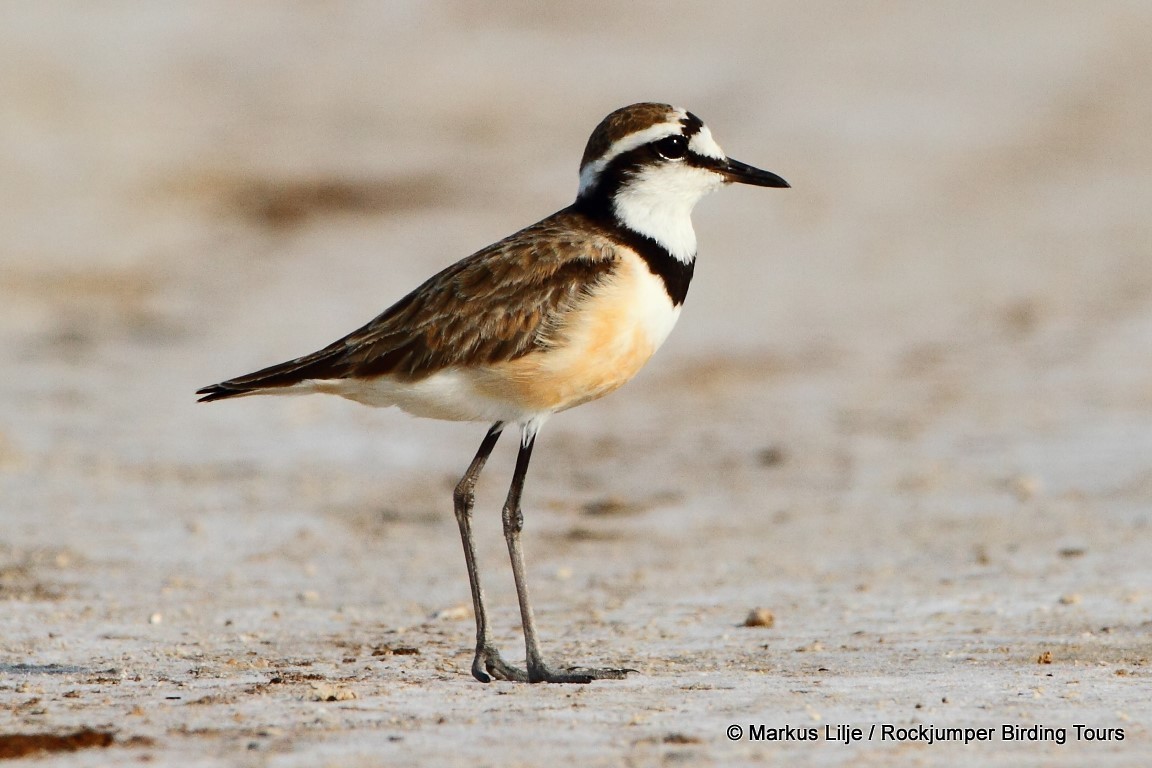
left=196, top=346, right=349, bottom=403
left=196, top=382, right=257, bottom=402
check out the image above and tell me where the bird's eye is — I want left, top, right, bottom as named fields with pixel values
left=653, top=135, right=688, bottom=160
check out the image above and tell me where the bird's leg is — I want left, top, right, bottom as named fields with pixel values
left=453, top=422, right=526, bottom=683
left=502, top=431, right=633, bottom=684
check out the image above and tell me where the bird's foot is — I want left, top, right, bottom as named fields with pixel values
left=526, top=662, right=636, bottom=684
left=472, top=645, right=635, bottom=683
left=472, top=645, right=528, bottom=683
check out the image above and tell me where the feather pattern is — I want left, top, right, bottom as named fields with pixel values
left=197, top=207, right=620, bottom=401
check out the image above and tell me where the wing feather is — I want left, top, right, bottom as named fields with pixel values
left=196, top=208, right=619, bottom=401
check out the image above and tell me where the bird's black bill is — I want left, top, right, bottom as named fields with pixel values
left=722, top=158, right=790, bottom=188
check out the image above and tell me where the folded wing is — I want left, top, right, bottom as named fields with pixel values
left=196, top=209, right=618, bottom=402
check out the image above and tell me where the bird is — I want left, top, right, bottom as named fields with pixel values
left=197, top=102, right=789, bottom=683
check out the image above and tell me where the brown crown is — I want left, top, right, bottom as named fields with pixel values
left=579, top=103, right=678, bottom=171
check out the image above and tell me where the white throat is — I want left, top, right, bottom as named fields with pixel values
left=610, top=163, right=724, bottom=263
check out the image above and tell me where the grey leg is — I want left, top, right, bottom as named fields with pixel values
left=502, top=432, right=633, bottom=683
left=453, top=422, right=526, bottom=682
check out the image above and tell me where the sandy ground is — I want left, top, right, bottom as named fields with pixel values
left=2, top=2, right=1152, bottom=765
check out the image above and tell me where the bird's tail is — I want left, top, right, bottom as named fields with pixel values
left=196, top=345, right=349, bottom=402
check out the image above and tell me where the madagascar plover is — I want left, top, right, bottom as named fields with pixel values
left=198, top=102, right=789, bottom=683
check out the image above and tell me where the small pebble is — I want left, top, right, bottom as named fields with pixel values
left=743, top=608, right=775, bottom=628
left=309, top=682, right=357, bottom=702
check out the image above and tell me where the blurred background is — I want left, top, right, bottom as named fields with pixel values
left=1, top=0, right=1150, bottom=573
left=4, top=4, right=1148, bottom=406
left=3, top=0, right=1151, bottom=576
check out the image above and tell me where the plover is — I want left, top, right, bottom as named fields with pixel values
left=198, top=102, right=789, bottom=683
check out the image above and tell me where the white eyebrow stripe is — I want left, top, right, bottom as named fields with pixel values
left=578, top=120, right=683, bottom=196
left=688, top=126, right=725, bottom=160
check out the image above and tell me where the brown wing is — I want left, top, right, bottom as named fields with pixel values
left=197, top=208, right=618, bottom=401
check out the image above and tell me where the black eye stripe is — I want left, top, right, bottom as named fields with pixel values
left=579, top=133, right=725, bottom=205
